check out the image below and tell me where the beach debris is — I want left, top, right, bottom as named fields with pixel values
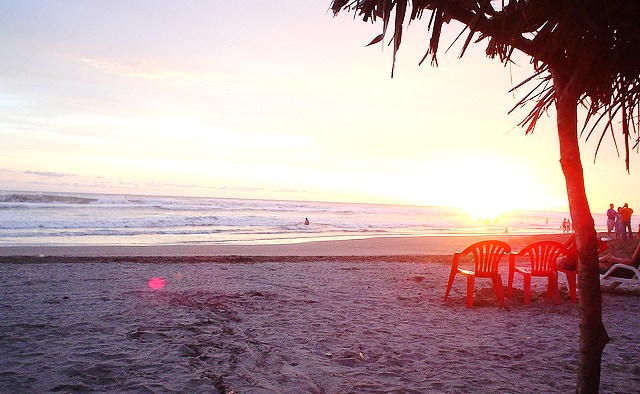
left=126, top=328, right=146, bottom=340
left=178, top=343, right=202, bottom=358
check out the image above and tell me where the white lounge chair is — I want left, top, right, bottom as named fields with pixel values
left=600, top=263, right=640, bottom=289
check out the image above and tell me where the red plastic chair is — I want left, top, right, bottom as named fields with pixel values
left=443, top=240, right=511, bottom=308
left=508, top=241, right=567, bottom=305
left=557, top=239, right=608, bottom=302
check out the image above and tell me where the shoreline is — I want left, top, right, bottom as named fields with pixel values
left=0, top=233, right=577, bottom=257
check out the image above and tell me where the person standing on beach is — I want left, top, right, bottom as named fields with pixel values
left=615, top=207, right=624, bottom=239
left=620, top=203, right=634, bottom=240
left=606, top=203, right=616, bottom=239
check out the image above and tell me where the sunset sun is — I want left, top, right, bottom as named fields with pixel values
left=404, top=152, right=561, bottom=217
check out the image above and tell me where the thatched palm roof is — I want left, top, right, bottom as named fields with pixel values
left=331, top=0, right=640, bottom=168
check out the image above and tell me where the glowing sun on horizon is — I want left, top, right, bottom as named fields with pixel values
left=461, top=200, right=507, bottom=222
left=411, top=153, right=556, bottom=218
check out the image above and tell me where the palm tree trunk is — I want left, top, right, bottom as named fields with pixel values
left=553, top=71, right=609, bottom=393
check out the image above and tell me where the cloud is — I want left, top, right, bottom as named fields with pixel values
left=81, top=58, right=223, bottom=83
left=24, top=170, right=77, bottom=178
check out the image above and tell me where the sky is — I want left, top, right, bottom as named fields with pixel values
left=1, top=1, right=638, bottom=217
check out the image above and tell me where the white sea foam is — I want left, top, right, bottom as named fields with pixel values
left=0, top=190, right=606, bottom=246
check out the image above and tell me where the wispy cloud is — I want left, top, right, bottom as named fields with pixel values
left=24, top=170, right=77, bottom=178
left=81, top=58, right=222, bottom=83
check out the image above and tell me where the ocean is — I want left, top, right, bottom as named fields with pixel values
left=0, top=191, right=606, bottom=247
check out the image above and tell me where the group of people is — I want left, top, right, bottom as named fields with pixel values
left=556, top=202, right=639, bottom=278
left=606, top=202, right=636, bottom=240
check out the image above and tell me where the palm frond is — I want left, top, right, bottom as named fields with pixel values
left=331, top=0, right=640, bottom=171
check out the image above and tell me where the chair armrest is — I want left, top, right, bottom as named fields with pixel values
left=451, top=252, right=462, bottom=271
left=509, top=249, right=529, bottom=270
left=557, top=266, right=575, bottom=274
left=508, top=252, right=517, bottom=271
left=511, top=248, right=529, bottom=257
left=457, top=268, right=474, bottom=277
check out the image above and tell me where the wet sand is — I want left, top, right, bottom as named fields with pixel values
left=0, top=233, right=575, bottom=257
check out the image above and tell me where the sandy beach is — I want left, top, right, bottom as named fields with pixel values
left=1, top=234, right=639, bottom=393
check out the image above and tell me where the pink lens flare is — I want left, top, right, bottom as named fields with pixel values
left=148, top=277, right=166, bottom=290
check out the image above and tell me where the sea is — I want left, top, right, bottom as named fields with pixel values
left=0, top=191, right=607, bottom=247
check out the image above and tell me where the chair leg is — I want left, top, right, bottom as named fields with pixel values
left=507, top=267, right=515, bottom=297
left=566, top=271, right=577, bottom=303
left=523, top=275, right=531, bottom=305
left=491, top=275, right=506, bottom=308
left=466, top=276, right=475, bottom=308
left=545, top=273, right=559, bottom=304
left=443, top=267, right=457, bottom=302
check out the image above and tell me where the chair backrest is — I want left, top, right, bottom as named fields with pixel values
left=518, top=241, right=567, bottom=275
left=461, top=240, right=511, bottom=275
